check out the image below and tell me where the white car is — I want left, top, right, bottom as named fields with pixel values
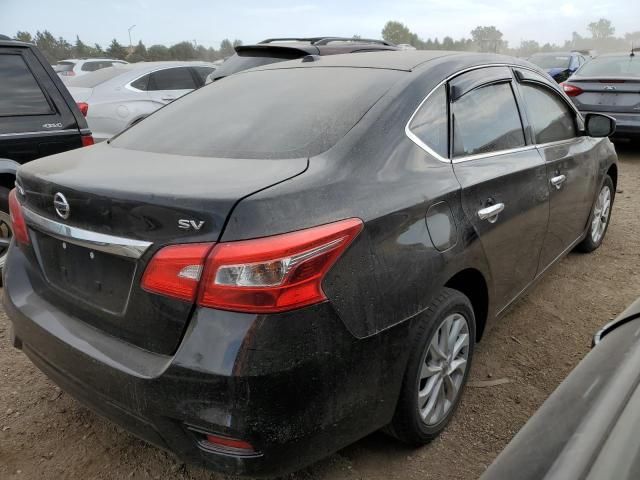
left=66, top=61, right=215, bottom=142
left=53, top=58, right=128, bottom=80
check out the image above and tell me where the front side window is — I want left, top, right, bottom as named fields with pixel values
left=0, top=54, right=52, bottom=116
left=452, top=82, right=525, bottom=157
left=409, top=85, right=448, bottom=158
left=148, top=67, right=197, bottom=90
left=520, top=83, right=576, bottom=144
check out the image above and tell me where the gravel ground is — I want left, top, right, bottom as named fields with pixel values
left=1, top=145, right=639, bottom=480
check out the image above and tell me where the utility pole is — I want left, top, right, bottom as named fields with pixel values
left=128, top=24, right=136, bottom=48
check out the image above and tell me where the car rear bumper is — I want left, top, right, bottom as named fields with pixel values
left=3, top=244, right=409, bottom=476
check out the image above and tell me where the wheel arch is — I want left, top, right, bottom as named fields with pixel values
left=445, top=268, right=489, bottom=341
left=606, top=163, right=618, bottom=191
left=0, top=159, right=20, bottom=198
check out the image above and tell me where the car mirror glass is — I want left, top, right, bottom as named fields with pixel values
left=586, top=114, right=615, bottom=138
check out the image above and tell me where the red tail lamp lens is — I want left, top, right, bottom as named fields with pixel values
left=77, top=102, right=88, bottom=117
left=561, top=83, right=584, bottom=97
left=81, top=134, right=94, bottom=147
left=205, top=434, right=255, bottom=453
left=8, top=189, right=29, bottom=245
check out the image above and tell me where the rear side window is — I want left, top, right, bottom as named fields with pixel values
left=81, top=61, right=101, bottom=72
left=520, top=84, right=576, bottom=144
left=452, top=83, right=525, bottom=157
left=148, top=67, right=197, bottom=90
left=112, top=67, right=402, bottom=159
left=67, top=66, right=128, bottom=87
left=130, top=74, right=150, bottom=91
left=409, top=85, right=448, bottom=158
left=193, top=66, right=215, bottom=84
left=0, top=54, right=53, bottom=116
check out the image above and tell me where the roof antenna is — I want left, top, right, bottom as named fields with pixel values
left=632, top=42, right=635, bottom=57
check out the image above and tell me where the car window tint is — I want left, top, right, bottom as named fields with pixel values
left=0, top=54, right=52, bottom=116
left=193, top=66, right=215, bottom=84
left=112, top=67, right=402, bottom=159
left=67, top=65, right=131, bottom=87
left=577, top=56, right=640, bottom=77
left=148, top=67, right=197, bottom=90
left=520, top=84, right=576, bottom=143
left=409, top=85, right=448, bottom=157
left=81, top=62, right=100, bottom=72
left=452, top=82, right=525, bottom=157
left=53, top=61, right=74, bottom=72
left=130, top=73, right=150, bottom=91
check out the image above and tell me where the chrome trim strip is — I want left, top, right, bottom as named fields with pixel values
left=0, top=129, right=77, bottom=138
left=22, top=207, right=152, bottom=259
left=405, top=62, right=584, bottom=164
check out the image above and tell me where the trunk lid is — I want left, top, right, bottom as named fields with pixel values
left=569, top=77, right=640, bottom=114
left=67, top=86, right=93, bottom=103
left=17, top=143, right=308, bottom=354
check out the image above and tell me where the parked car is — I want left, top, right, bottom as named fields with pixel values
left=4, top=50, right=617, bottom=476
left=562, top=50, right=640, bottom=140
left=529, top=51, right=589, bottom=82
left=0, top=38, right=93, bottom=276
left=205, top=36, right=398, bottom=83
left=482, top=296, right=640, bottom=480
left=53, top=58, right=128, bottom=80
left=66, top=61, right=215, bottom=141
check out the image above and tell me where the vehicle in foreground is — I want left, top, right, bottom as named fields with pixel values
left=529, top=51, right=589, bottom=82
left=53, top=58, right=128, bottom=79
left=562, top=50, right=640, bottom=140
left=205, top=36, right=398, bottom=82
left=4, top=50, right=618, bottom=476
left=482, top=297, right=640, bottom=480
left=67, top=61, right=215, bottom=141
left=0, top=38, right=92, bottom=276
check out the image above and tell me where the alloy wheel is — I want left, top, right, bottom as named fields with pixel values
left=417, top=313, right=470, bottom=426
left=591, top=185, right=611, bottom=244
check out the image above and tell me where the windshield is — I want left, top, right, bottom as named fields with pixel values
left=112, top=67, right=402, bottom=158
left=53, top=61, right=75, bottom=72
left=66, top=65, right=130, bottom=87
left=577, top=56, right=640, bottom=77
left=529, top=55, right=571, bottom=69
left=209, top=49, right=305, bottom=81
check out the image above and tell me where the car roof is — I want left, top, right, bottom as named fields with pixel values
left=530, top=51, right=576, bottom=56
left=0, top=39, right=32, bottom=48
left=58, top=58, right=127, bottom=63
left=250, top=50, right=518, bottom=73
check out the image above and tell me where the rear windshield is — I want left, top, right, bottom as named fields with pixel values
left=529, top=55, right=570, bottom=69
left=66, top=66, right=129, bottom=87
left=577, top=56, right=640, bottom=77
left=112, top=67, right=402, bottom=159
left=53, top=61, right=75, bottom=72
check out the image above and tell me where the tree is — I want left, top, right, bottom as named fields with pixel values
left=147, top=44, right=170, bottom=61
left=232, top=39, right=243, bottom=48
left=15, top=31, right=32, bottom=43
left=588, top=18, right=615, bottom=40
left=128, top=40, right=147, bottom=62
left=106, top=38, right=128, bottom=60
left=169, top=41, right=197, bottom=60
left=518, top=40, right=540, bottom=57
left=381, top=21, right=414, bottom=45
left=470, top=26, right=505, bottom=52
left=219, top=39, right=235, bottom=58
left=75, top=36, right=89, bottom=58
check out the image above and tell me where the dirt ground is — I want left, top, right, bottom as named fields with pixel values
left=1, top=145, right=639, bottom=480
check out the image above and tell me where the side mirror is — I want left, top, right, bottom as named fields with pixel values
left=584, top=113, right=616, bottom=138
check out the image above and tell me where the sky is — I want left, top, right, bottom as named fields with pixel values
left=2, top=0, right=639, bottom=49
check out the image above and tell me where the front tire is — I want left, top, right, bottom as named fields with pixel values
left=576, top=175, right=614, bottom=253
left=389, top=288, right=475, bottom=445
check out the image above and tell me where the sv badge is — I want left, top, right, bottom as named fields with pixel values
left=178, top=219, right=205, bottom=231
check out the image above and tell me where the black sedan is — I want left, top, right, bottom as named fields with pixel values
left=4, top=51, right=618, bottom=476
left=562, top=50, right=640, bottom=140
left=482, top=297, right=640, bottom=480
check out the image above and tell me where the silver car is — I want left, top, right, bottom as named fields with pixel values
left=53, top=58, right=128, bottom=80
left=66, top=61, right=215, bottom=142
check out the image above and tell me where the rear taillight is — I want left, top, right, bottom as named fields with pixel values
left=141, top=243, right=213, bottom=301
left=204, top=434, right=255, bottom=454
left=77, top=102, right=89, bottom=117
left=140, top=218, right=363, bottom=312
left=61, top=71, right=75, bottom=77
left=561, top=83, right=584, bottom=97
left=81, top=134, right=94, bottom=147
left=8, top=189, right=29, bottom=245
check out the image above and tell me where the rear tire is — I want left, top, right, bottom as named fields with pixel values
left=0, top=185, right=12, bottom=286
left=576, top=175, right=614, bottom=253
left=389, top=288, right=475, bottom=445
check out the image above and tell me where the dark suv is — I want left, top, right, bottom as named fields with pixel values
left=206, top=36, right=398, bottom=82
left=0, top=37, right=93, bottom=273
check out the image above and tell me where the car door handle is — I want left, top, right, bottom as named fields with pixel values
left=478, top=203, right=505, bottom=222
left=550, top=174, right=567, bottom=189
left=161, top=96, right=176, bottom=101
